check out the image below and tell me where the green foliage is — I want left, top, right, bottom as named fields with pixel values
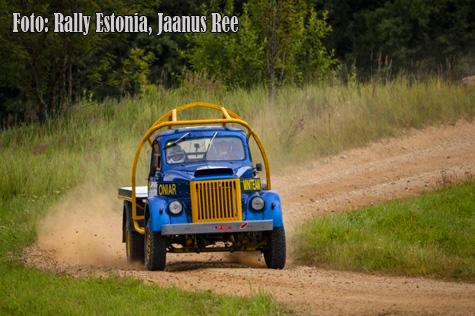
left=316, top=0, right=475, bottom=79
left=183, top=1, right=266, bottom=88
left=296, top=10, right=339, bottom=83
left=0, top=0, right=157, bottom=123
left=183, top=0, right=338, bottom=92
left=3, top=0, right=474, bottom=124
left=293, top=182, right=475, bottom=281
left=115, top=48, right=156, bottom=95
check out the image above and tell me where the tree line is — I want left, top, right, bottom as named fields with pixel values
left=1, top=0, right=474, bottom=126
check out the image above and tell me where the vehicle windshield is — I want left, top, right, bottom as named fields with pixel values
left=165, top=136, right=245, bottom=164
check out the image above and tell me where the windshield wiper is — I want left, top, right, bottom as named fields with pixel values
left=165, top=132, right=190, bottom=148
left=204, top=132, right=218, bottom=158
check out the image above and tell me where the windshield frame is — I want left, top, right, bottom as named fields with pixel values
left=162, top=134, right=248, bottom=166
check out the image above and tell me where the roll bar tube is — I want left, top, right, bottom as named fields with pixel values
left=130, top=102, right=271, bottom=234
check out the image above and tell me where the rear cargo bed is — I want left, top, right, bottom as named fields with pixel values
left=118, top=186, right=148, bottom=200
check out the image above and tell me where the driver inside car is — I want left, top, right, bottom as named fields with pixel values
left=166, top=145, right=186, bottom=164
left=208, top=138, right=237, bottom=160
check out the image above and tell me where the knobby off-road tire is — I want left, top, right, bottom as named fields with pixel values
left=144, top=219, right=167, bottom=271
left=125, top=204, right=144, bottom=263
left=264, top=227, right=286, bottom=269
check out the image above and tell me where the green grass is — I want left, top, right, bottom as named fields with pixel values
left=1, top=78, right=474, bottom=180
left=293, top=182, right=475, bottom=281
left=0, top=79, right=473, bottom=314
left=0, top=260, right=285, bottom=316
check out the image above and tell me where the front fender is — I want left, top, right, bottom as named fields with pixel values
left=147, top=196, right=188, bottom=232
left=245, top=190, right=284, bottom=228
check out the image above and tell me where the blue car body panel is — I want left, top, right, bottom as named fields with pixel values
left=245, top=191, right=283, bottom=228
left=146, top=127, right=284, bottom=233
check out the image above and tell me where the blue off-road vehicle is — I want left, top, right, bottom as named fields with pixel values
left=118, top=103, right=286, bottom=271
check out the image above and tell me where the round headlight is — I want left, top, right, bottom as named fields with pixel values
left=251, top=196, right=265, bottom=211
left=168, top=200, right=183, bottom=215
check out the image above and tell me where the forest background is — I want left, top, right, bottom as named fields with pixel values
left=1, top=0, right=474, bottom=126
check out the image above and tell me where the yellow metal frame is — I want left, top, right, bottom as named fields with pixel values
left=128, top=102, right=272, bottom=234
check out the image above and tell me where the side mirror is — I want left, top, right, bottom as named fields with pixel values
left=256, top=163, right=262, bottom=171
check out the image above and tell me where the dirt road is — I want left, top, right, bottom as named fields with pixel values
left=24, top=120, right=475, bottom=315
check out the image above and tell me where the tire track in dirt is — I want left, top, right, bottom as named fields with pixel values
left=24, top=120, right=475, bottom=316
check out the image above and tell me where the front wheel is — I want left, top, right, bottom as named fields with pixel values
left=144, top=219, right=167, bottom=271
left=263, top=227, right=286, bottom=269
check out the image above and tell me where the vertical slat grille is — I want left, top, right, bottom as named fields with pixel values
left=190, top=179, right=242, bottom=223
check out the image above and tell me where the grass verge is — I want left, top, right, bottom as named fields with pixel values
left=0, top=260, right=285, bottom=316
left=293, top=182, right=475, bottom=281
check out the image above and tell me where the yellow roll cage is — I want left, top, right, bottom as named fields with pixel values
left=129, top=102, right=272, bottom=234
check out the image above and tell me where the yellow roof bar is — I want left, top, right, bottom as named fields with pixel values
left=129, top=102, right=271, bottom=234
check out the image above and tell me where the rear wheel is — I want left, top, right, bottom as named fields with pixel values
left=125, top=206, right=144, bottom=262
left=263, top=227, right=286, bottom=269
left=144, top=219, right=167, bottom=271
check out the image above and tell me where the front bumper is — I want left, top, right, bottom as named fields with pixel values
left=161, top=220, right=273, bottom=235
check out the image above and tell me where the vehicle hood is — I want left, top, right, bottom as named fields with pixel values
left=158, top=162, right=254, bottom=182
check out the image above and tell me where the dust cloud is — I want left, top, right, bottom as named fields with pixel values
left=226, top=252, right=265, bottom=267
left=35, top=180, right=290, bottom=270
left=37, top=187, right=140, bottom=269
left=35, top=185, right=265, bottom=270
